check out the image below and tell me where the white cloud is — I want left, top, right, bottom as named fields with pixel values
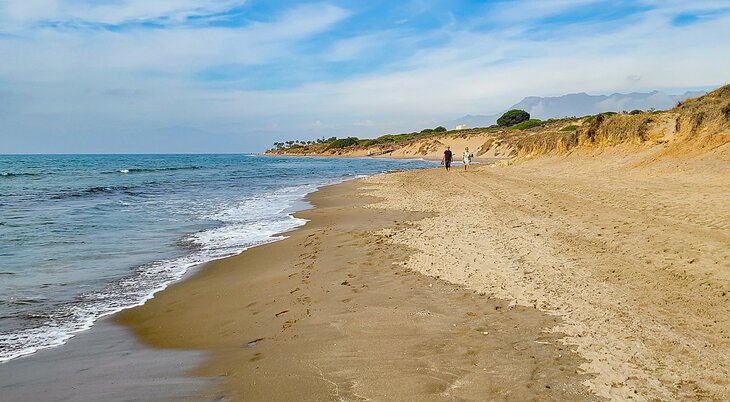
left=324, top=32, right=387, bottom=62
left=0, top=1, right=728, bottom=152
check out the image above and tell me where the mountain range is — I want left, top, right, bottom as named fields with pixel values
left=446, top=90, right=706, bottom=129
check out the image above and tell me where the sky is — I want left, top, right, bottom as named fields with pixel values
left=0, top=0, right=729, bottom=153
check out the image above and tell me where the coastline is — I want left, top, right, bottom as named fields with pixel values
left=0, top=155, right=433, bottom=365
left=3, top=139, right=725, bottom=400
left=115, top=177, right=597, bottom=400
left=120, top=140, right=728, bottom=401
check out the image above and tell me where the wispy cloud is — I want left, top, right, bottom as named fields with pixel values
left=0, top=0, right=248, bottom=28
left=0, top=0, right=728, bottom=153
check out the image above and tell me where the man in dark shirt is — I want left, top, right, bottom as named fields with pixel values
left=442, top=146, right=453, bottom=171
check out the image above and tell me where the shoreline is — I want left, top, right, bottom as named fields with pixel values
left=115, top=177, right=597, bottom=400
left=0, top=159, right=429, bottom=366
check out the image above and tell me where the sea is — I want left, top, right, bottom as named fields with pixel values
left=0, top=154, right=435, bottom=363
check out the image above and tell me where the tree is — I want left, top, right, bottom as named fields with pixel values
left=497, top=109, right=530, bottom=127
left=629, top=109, right=643, bottom=115
left=434, top=126, right=447, bottom=132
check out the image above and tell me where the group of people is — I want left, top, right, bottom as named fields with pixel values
left=441, top=146, right=473, bottom=171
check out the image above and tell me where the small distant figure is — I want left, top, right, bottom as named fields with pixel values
left=463, top=147, right=473, bottom=171
left=441, top=146, right=453, bottom=171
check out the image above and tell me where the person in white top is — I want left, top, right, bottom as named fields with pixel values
left=463, top=147, right=473, bottom=171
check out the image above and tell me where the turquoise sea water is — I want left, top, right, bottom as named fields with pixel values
left=0, top=154, right=434, bottom=362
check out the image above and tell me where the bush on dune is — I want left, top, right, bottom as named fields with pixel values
left=326, top=137, right=359, bottom=149
left=511, top=119, right=543, bottom=130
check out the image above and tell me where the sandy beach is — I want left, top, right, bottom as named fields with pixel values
left=117, top=138, right=728, bottom=400
left=116, top=180, right=597, bottom=400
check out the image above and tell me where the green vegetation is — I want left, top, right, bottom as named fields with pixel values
left=326, top=137, right=360, bottom=149
left=497, top=109, right=530, bottom=127
left=629, top=109, right=643, bottom=115
left=560, top=125, right=579, bottom=131
left=511, top=119, right=543, bottom=130
left=377, top=134, right=409, bottom=143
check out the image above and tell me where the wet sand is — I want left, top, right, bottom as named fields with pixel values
left=0, top=319, right=208, bottom=402
left=116, top=180, right=597, bottom=401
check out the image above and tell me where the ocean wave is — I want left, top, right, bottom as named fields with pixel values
left=107, top=166, right=202, bottom=174
left=48, top=186, right=142, bottom=200
left=0, top=172, right=43, bottom=178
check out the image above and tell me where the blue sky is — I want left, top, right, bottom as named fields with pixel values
left=0, top=0, right=728, bottom=153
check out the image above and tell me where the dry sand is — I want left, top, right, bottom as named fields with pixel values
left=360, top=145, right=729, bottom=401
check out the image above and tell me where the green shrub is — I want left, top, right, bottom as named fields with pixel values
left=560, top=125, right=579, bottom=131
left=497, top=109, right=530, bottom=127
left=603, top=111, right=618, bottom=116
left=434, top=126, right=447, bottom=132
left=326, top=137, right=359, bottom=149
left=511, top=119, right=543, bottom=130
left=360, top=139, right=379, bottom=146
left=629, top=109, right=642, bottom=115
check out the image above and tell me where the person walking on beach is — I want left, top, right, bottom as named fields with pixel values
left=442, top=146, right=453, bottom=171
left=463, top=147, right=473, bottom=171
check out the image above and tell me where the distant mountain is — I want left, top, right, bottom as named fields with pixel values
left=511, top=90, right=706, bottom=120
left=446, top=90, right=706, bottom=129
left=445, top=113, right=501, bottom=129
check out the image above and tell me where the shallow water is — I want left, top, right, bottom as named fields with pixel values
left=0, top=154, right=434, bottom=362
